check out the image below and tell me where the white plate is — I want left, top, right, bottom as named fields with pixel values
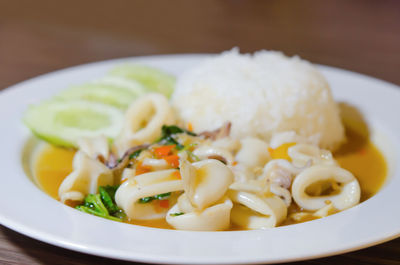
left=0, top=54, right=399, bottom=264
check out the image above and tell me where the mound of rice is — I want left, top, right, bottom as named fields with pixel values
left=171, top=49, right=345, bottom=150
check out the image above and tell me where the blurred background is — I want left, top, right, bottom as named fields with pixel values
left=1, top=0, right=399, bottom=90
left=0, top=0, right=399, bottom=264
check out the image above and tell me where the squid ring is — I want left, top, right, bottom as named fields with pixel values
left=115, top=169, right=183, bottom=220
left=228, top=190, right=287, bottom=229
left=291, top=164, right=360, bottom=211
left=114, top=93, right=175, bottom=157
left=166, top=196, right=233, bottom=231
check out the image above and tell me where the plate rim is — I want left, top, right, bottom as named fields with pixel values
left=0, top=53, right=399, bottom=264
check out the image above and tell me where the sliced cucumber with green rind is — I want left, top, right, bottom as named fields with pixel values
left=93, top=76, right=146, bottom=95
left=109, top=64, right=175, bottom=98
left=24, top=100, right=124, bottom=148
left=57, top=77, right=146, bottom=109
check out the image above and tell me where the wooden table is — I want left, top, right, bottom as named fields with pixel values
left=0, top=0, right=399, bottom=264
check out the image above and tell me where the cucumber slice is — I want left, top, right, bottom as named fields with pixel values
left=109, top=64, right=175, bottom=97
left=93, top=76, right=146, bottom=95
left=24, top=100, right=124, bottom=148
left=57, top=77, right=146, bottom=109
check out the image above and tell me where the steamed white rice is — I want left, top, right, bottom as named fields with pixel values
left=171, top=49, right=345, bottom=150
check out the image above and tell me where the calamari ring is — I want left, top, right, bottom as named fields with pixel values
left=114, top=93, right=175, bottom=156
left=228, top=190, right=287, bottom=229
left=166, top=195, right=233, bottom=231
left=291, top=164, right=360, bottom=211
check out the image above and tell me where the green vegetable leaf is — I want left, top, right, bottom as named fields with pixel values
left=138, top=192, right=171, bottom=204
left=154, top=192, right=171, bottom=200
left=102, top=185, right=119, bottom=199
left=129, top=149, right=142, bottom=160
left=84, top=194, right=109, bottom=214
left=138, top=196, right=154, bottom=204
left=161, top=125, right=196, bottom=137
left=76, top=205, right=123, bottom=222
left=76, top=185, right=126, bottom=221
left=162, top=125, right=184, bottom=135
left=169, top=212, right=184, bottom=216
left=156, top=125, right=196, bottom=150
left=99, top=186, right=119, bottom=214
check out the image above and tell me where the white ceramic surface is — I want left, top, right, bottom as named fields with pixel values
left=0, top=55, right=399, bottom=264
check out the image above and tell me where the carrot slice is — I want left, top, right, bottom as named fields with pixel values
left=154, top=145, right=176, bottom=157
left=159, top=199, right=170, bottom=209
left=163, top=155, right=180, bottom=168
left=135, top=161, right=152, bottom=175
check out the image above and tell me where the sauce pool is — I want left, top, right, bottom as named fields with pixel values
left=334, top=128, right=387, bottom=201
left=33, top=128, right=387, bottom=229
left=34, top=145, right=75, bottom=199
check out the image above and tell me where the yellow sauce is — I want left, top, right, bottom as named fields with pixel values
left=334, top=128, right=387, bottom=201
left=129, top=218, right=173, bottom=229
left=34, top=145, right=75, bottom=200
left=33, top=127, right=388, bottom=229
